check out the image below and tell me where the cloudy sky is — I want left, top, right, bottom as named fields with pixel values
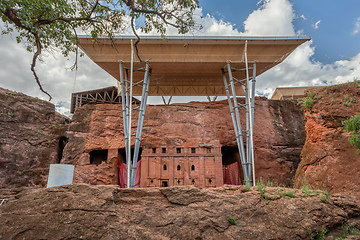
left=0, top=0, right=359, bottom=115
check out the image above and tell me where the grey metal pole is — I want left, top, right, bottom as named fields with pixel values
left=222, top=70, right=246, bottom=177
left=250, top=62, right=257, bottom=185
left=125, top=69, right=130, bottom=173
left=119, top=62, right=129, bottom=171
left=126, top=40, right=134, bottom=188
left=130, top=61, right=150, bottom=187
left=244, top=77, right=250, bottom=180
left=226, top=62, right=249, bottom=182
left=244, top=40, right=253, bottom=183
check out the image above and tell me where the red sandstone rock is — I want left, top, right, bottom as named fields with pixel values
left=294, top=82, right=360, bottom=194
left=0, top=87, right=68, bottom=188
left=0, top=184, right=359, bottom=239
left=63, top=97, right=305, bottom=187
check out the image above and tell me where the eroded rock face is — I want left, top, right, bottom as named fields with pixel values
left=294, top=83, right=360, bottom=194
left=63, top=97, right=305, bottom=186
left=0, top=87, right=68, bottom=188
left=1, top=184, right=359, bottom=239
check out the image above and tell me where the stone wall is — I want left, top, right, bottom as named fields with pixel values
left=63, top=97, right=306, bottom=187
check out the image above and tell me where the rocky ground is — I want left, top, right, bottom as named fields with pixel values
left=1, top=184, right=360, bottom=240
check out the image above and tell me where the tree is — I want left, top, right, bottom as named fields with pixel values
left=0, top=0, right=200, bottom=100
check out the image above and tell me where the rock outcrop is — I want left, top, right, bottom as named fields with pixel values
left=294, top=82, right=360, bottom=194
left=63, top=98, right=305, bottom=186
left=1, top=184, right=359, bottom=239
left=0, top=87, right=68, bottom=188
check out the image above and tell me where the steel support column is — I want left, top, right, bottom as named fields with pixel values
left=222, top=59, right=257, bottom=186
left=130, top=61, right=151, bottom=188
left=119, top=61, right=151, bottom=188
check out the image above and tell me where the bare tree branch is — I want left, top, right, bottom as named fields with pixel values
left=31, top=33, right=52, bottom=101
left=130, top=12, right=143, bottom=63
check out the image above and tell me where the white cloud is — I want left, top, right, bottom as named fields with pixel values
left=0, top=0, right=360, bottom=115
left=312, top=20, right=321, bottom=30
left=352, top=17, right=360, bottom=35
left=300, top=14, right=307, bottom=21
left=243, top=0, right=296, bottom=36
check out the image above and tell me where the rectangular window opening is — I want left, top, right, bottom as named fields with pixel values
left=191, top=148, right=196, bottom=153
left=161, top=181, right=168, bottom=187
left=152, top=148, right=156, bottom=153
left=176, top=148, right=181, bottom=153
left=162, top=148, right=166, bottom=153
left=90, top=149, right=108, bottom=165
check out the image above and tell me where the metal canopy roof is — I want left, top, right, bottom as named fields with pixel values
left=78, top=36, right=310, bottom=96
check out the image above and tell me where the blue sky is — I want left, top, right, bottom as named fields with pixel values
left=0, top=0, right=359, bottom=115
left=201, top=0, right=360, bottom=63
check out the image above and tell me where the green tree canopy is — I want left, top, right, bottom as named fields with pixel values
left=0, top=0, right=200, bottom=100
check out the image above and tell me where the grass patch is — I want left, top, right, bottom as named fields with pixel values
left=342, top=114, right=360, bottom=154
left=256, top=178, right=267, bottom=200
left=228, top=216, right=237, bottom=225
left=340, top=221, right=360, bottom=238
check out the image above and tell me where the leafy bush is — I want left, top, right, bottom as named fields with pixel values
left=298, top=92, right=317, bottom=110
left=303, top=98, right=314, bottom=109
left=342, top=115, right=360, bottom=153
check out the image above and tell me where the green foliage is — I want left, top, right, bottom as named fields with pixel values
left=320, top=195, right=328, bottom=203
left=280, top=188, right=287, bottom=198
left=256, top=178, right=267, bottom=200
left=298, top=92, right=318, bottom=110
left=266, top=180, right=274, bottom=187
left=309, top=226, right=327, bottom=240
left=342, top=115, right=360, bottom=153
left=7, top=111, right=13, bottom=117
left=286, top=189, right=297, bottom=198
left=354, top=79, right=359, bottom=88
left=319, top=188, right=330, bottom=203
left=1, top=0, right=199, bottom=54
left=245, top=179, right=251, bottom=192
left=228, top=216, right=237, bottom=225
left=330, top=97, right=334, bottom=106
left=316, top=227, right=327, bottom=240
left=340, top=221, right=360, bottom=238
left=303, top=97, right=314, bottom=109
left=0, top=0, right=199, bottom=98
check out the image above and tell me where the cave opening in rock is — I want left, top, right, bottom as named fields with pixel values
left=57, top=136, right=68, bottom=163
left=221, top=147, right=239, bottom=166
left=89, top=150, right=108, bottom=165
left=118, top=148, right=142, bottom=164
left=221, top=146, right=243, bottom=185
